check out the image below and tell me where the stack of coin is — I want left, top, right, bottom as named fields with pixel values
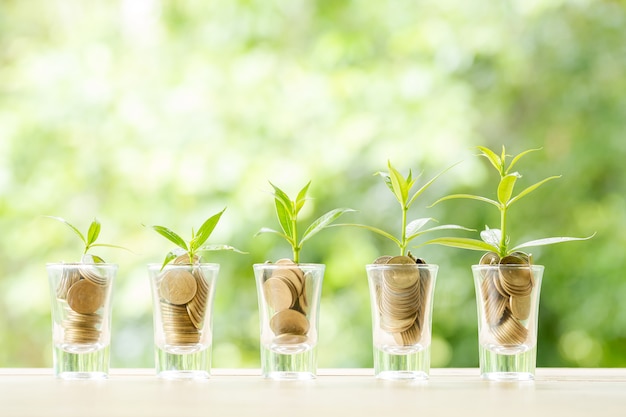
left=263, top=259, right=310, bottom=344
left=56, top=265, right=109, bottom=344
left=157, top=256, right=209, bottom=345
left=479, top=252, right=534, bottom=345
left=375, top=255, right=431, bottom=347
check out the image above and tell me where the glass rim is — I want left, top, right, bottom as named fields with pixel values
left=472, top=264, right=544, bottom=271
left=253, top=262, right=325, bottom=268
left=147, top=262, right=220, bottom=269
left=46, top=262, right=118, bottom=268
left=366, top=263, right=438, bottom=269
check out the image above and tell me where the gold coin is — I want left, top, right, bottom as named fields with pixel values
left=79, top=267, right=108, bottom=286
left=510, top=294, right=531, bottom=321
left=186, top=268, right=210, bottom=329
left=269, top=309, right=310, bottom=336
left=386, top=256, right=416, bottom=265
left=67, top=279, right=106, bottom=314
left=56, top=268, right=81, bottom=300
left=271, top=269, right=303, bottom=295
left=373, top=256, right=393, bottom=264
left=159, top=269, right=198, bottom=305
left=263, top=277, right=295, bottom=312
left=173, top=253, right=200, bottom=265
left=480, top=252, right=500, bottom=266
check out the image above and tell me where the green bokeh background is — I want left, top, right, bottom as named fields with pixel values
left=1, top=0, right=624, bottom=369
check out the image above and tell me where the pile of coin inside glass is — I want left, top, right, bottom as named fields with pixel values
left=374, top=255, right=431, bottom=346
left=157, top=255, right=210, bottom=345
left=262, top=259, right=310, bottom=344
left=479, top=252, right=534, bottom=345
left=56, top=265, right=109, bottom=344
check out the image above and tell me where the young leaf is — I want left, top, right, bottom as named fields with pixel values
left=191, top=208, right=225, bottom=251
left=387, top=162, right=409, bottom=205
left=300, top=208, right=355, bottom=244
left=270, top=183, right=294, bottom=238
left=477, top=146, right=502, bottom=172
left=87, top=219, right=101, bottom=247
left=160, top=251, right=178, bottom=270
left=511, top=234, right=595, bottom=252
left=46, top=216, right=87, bottom=245
left=424, top=237, right=499, bottom=252
left=480, top=228, right=502, bottom=248
left=507, top=148, right=541, bottom=174
left=431, top=194, right=501, bottom=209
left=255, top=227, right=294, bottom=244
left=295, top=181, right=311, bottom=215
left=152, top=225, right=188, bottom=251
left=507, top=176, right=561, bottom=206
left=497, top=173, right=521, bottom=205
left=405, top=218, right=435, bottom=237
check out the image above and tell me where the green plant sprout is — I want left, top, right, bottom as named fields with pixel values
left=426, top=146, right=593, bottom=259
left=255, top=181, right=354, bottom=263
left=47, top=216, right=127, bottom=263
left=151, top=208, right=244, bottom=269
left=334, top=161, right=471, bottom=257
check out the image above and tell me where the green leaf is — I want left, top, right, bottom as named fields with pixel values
left=295, top=181, right=311, bottom=215
left=198, top=244, right=247, bottom=254
left=477, top=146, right=502, bottom=172
left=152, top=225, right=188, bottom=251
left=375, top=171, right=394, bottom=194
left=191, top=208, right=225, bottom=251
left=300, top=208, right=355, bottom=244
left=387, top=161, right=408, bottom=205
left=254, top=227, right=294, bottom=245
left=430, top=194, right=501, bottom=209
left=508, top=176, right=561, bottom=206
left=507, top=148, right=542, bottom=174
left=480, top=227, right=501, bottom=247
left=423, top=237, right=499, bottom=252
left=330, top=223, right=401, bottom=247
left=405, top=218, right=435, bottom=236
left=407, top=161, right=460, bottom=209
left=270, top=182, right=294, bottom=238
left=497, top=172, right=521, bottom=205
left=160, top=251, right=178, bottom=270
left=511, top=234, right=595, bottom=252
left=46, top=216, right=87, bottom=245
left=86, top=219, right=101, bottom=247
left=406, top=224, right=474, bottom=242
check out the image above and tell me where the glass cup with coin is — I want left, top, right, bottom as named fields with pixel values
left=366, top=257, right=438, bottom=380
left=254, top=260, right=324, bottom=380
left=148, top=262, right=219, bottom=379
left=472, top=262, right=544, bottom=381
left=47, top=262, right=117, bottom=379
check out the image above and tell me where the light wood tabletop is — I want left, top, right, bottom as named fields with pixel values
left=0, top=368, right=624, bottom=417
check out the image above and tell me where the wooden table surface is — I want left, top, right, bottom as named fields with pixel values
left=0, top=368, right=624, bottom=417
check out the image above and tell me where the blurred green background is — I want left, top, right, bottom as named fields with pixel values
left=1, top=0, right=624, bottom=369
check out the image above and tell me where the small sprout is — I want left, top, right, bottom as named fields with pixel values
left=151, top=208, right=245, bottom=269
left=333, top=160, right=471, bottom=256
left=255, top=181, right=354, bottom=263
left=46, top=216, right=127, bottom=263
left=426, top=146, right=594, bottom=260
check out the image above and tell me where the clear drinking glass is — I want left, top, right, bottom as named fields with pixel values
left=472, top=264, right=544, bottom=381
left=366, top=263, right=438, bottom=380
left=47, top=263, right=117, bottom=379
left=148, top=263, right=219, bottom=379
left=254, top=262, right=324, bottom=380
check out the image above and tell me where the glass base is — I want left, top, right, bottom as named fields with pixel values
left=373, top=345, right=430, bottom=380
left=479, top=345, right=536, bottom=381
left=261, top=346, right=316, bottom=380
left=53, top=344, right=109, bottom=379
left=155, top=345, right=211, bottom=379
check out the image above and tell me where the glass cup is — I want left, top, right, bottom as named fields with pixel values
left=148, top=263, right=219, bottom=379
left=47, top=263, right=117, bottom=379
left=472, top=264, right=544, bottom=381
left=366, top=263, right=438, bottom=380
left=254, top=262, right=324, bottom=380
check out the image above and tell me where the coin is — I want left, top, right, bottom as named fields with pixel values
left=173, top=253, right=200, bottom=265
left=159, top=269, right=198, bottom=305
left=186, top=268, right=210, bottom=329
left=510, top=294, right=531, bottom=320
left=79, top=266, right=109, bottom=286
left=160, top=301, right=200, bottom=345
left=67, top=279, right=106, bottom=314
left=62, top=305, right=103, bottom=344
left=373, top=256, right=393, bottom=265
left=56, top=267, right=81, bottom=300
left=263, top=277, right=296, bottom=312
left=491, top=312, right=528, bottom=345
left=270, top=309, right=310, bottom=336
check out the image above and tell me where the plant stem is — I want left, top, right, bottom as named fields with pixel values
left=499, top=204, right=507, bottom=257
left=292, top=210, right=300, bottom=263
left=400, top=204, right=408, bottom=256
